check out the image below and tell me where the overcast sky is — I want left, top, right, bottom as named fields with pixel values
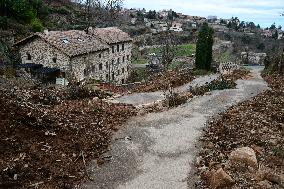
left=124, top=0, right=284, bottom=28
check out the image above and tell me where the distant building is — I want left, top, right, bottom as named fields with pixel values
left=207, top=15, right=217, bottom=23
left=170, top=22, right=183, bottom=32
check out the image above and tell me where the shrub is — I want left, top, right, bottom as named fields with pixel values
left=51, top=7, right=70, bottom=15
left=3, top=67, right=16, bottom=78
left=31, top=18, right=43, bottom=32
left=0, top=16, right=8, bottom=29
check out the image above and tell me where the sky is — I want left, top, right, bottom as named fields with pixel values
left=124, top=0, right=284, bottom=28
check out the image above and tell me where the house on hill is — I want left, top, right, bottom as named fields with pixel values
left=14, top=27, right=132, bottom=85
left=170, top=22, right=183, bottom=32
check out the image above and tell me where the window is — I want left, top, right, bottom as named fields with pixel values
left=123, top=56, right=125, bottom=63
left=92, top=65, right=96, bottom=72
left=112, top=60, right=114, bottom=67
left=52, top=57, right=57, bottom=63
left=117, top=58, right=120, bottom=64
left=27, top=53, right=31, bottom=60
left=117, top=44, right=119, bottom=52
left=99, top=54, right=102, bottom=58
left=99, top=63, right=103, bottom=70
left=122, top=79, right=125, bottom=84
left=112, top=46, right=115, bottom=53
left=62, top=38, right=69, bottom=44
left=106, top=62, right=108, bottom=69
left=106, top=74, right=109, bottom=81
left=112, top=72, right=115, bottom=80
left=117, top=70, right=120, bottom=75
left=122, top=44, right=125, bottom=51
left=122, top=67, right=125, bottom=74
left=127, top=55, right=130, bottom=60
left=84, top=69, right=87, bottom=76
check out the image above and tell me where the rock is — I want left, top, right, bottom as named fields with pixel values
left=265, top=172, right=284, bottom=185
left=207, top=142, right=215, bottom=149
left=208, top=168, right=234, bottom=189
left=196, top=156, right=203, bottom=166
left=256, top=180, right=272, bottom=189
left=251, top=144, right=263, bottom=155
left=229, top=147, right=258, bottom=168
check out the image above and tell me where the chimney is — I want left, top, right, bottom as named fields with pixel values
left=86, top=27, right=93, bottom=34
left=44, top=29, right=49, bottom=35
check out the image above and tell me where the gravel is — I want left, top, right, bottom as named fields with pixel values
left=80, top=66, right=268, bottom=189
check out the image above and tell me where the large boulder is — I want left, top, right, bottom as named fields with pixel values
left=229, top=147, right=258, bottom=168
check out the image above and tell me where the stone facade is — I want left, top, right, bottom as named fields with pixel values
left=219, top=62, right=240, bottom=74
left=71, top=42, right=132, bottom=84
left=19, top=37, right=70, bottom=73
left=241, top=52, right=267, bottom=65
left=15, top=28, right=133, bottom=85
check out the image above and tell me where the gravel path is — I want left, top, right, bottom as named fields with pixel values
left=116, top=74, right=219, bottom=106
left=81, top=66, right=268, bottom=189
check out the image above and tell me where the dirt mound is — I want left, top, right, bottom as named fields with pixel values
left=132, top=70, right=195, bottom=93
left=0, top=84, right=136, bottom=188
left=195, top=74, right=284, bottom=188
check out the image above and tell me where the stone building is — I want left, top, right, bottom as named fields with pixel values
left=241, top=52, right=267, bottom=65
left=14, top=27, right=132, bottom=84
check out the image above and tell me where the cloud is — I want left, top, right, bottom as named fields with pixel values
left=124, top=0, right=284, bottom=27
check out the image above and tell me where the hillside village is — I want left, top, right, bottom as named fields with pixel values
left=0, top=0, right=283, bottom=189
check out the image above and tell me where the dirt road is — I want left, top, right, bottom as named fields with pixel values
left=80, top=66, right=268, bottom=189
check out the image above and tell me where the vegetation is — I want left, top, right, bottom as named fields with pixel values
left=195, top=23, right=214, bottom=71
left=127, top=68, right=149, bottom=82
left=263, top=53, right=284, bottom=74
left=148, top=43, right=196, bottom=57
left=132, top=59, right=147, bottom=64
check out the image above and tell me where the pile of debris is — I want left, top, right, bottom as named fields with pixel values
left=132, top=70, right=195, bottom=93
left=189, top=78, right=236, bottom=96
left=195, top=73, right=284, bottom=188
left=222, top=68, right=251, bottom=81
left=189, top=68, right=250, bottom=96
left=0, top=78, right=137, bottom=188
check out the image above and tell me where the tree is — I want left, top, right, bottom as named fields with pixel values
left=146, top=10, right=156, bottom=19
left=84, top=0, right=124, bottom=27
left=161, top=31, right=176, bottom=70
left=270, top=23, right=276, bottom=30
left=247, top=22, right=256, bottom=29
left=239, top=21, right=245, bottom=28
left=195, top=23, right=214, bottom=70
left=272, top=30, right=279, bottom=39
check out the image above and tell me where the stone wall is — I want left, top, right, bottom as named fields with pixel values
left=70, top=49, right=109, bottom=82
left=19, top=38, right=70, bottom=72
left=219, top=62, right=240, bottom=74
left=107, top=42, right=132, bottom=84
left=19, top=38, right=132, bottom=84
left=241, top=52, right=267, bottom=65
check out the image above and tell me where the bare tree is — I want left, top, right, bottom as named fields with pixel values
left=82, top=0, right=123, bottom=27
left=160, top=11, right=176, bottom=70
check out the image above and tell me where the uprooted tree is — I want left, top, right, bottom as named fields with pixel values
left=195, top=23, right=214, bottom=71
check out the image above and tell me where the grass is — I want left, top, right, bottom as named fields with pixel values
left=132, top=59, right=147, bottom=64
left=175, top=44, right=196, bottom=57
left=192, top=69, right=212, bottom=76
left=128, top=67, right=149, bottom=82
left=148, top=43, right=196, bottom=57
